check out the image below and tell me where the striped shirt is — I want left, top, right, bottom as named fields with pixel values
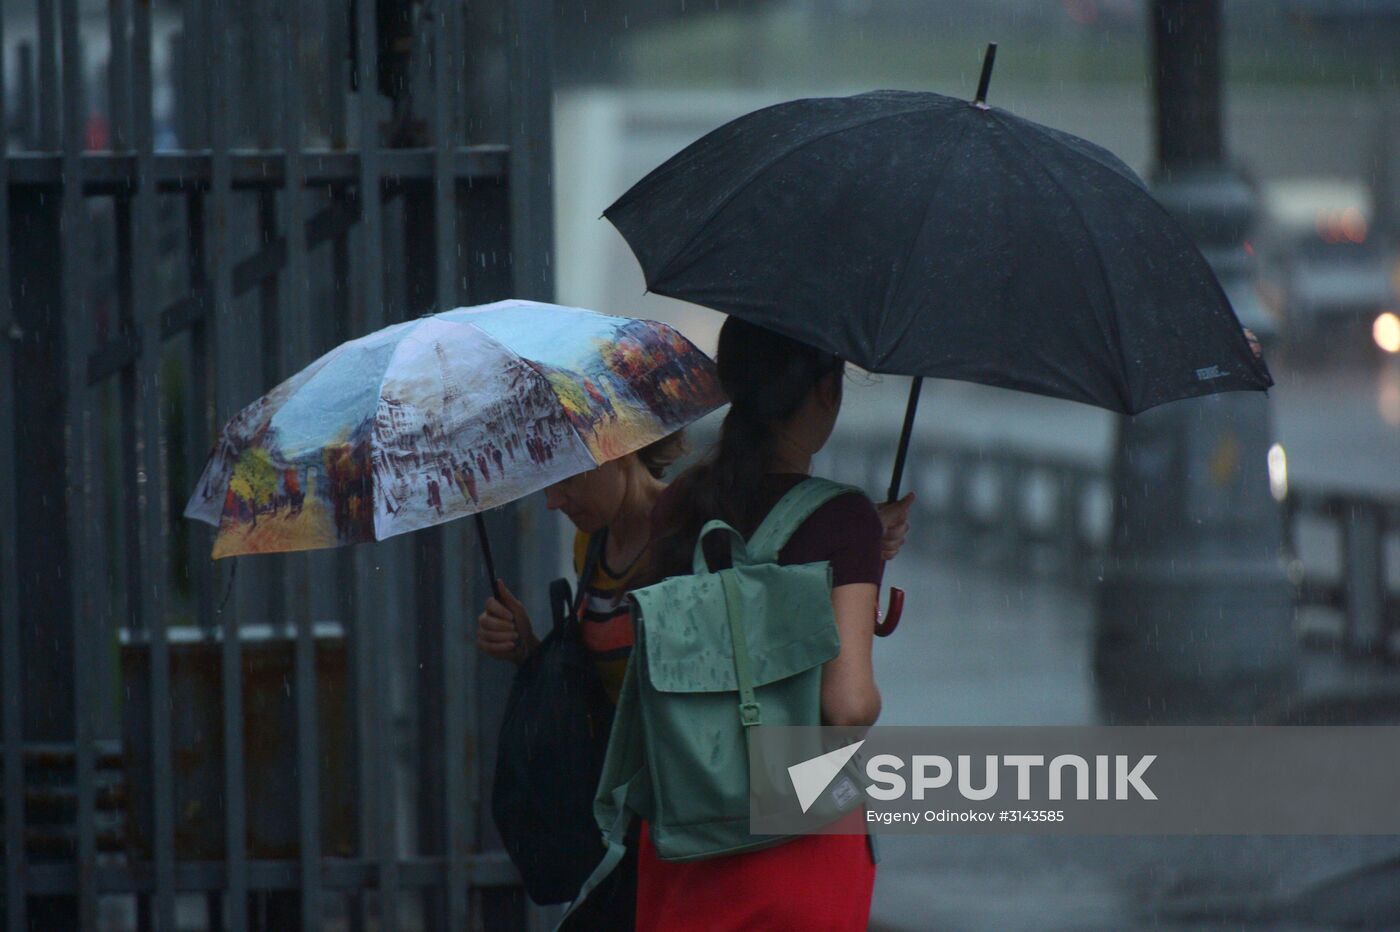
left=572, top=530, right=644, bottom=705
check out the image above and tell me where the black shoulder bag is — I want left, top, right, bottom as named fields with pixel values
left=492, top=531, right=614, bottom=905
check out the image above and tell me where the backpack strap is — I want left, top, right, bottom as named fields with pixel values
left=720, top=571, right=762, bottom=727
left=746, top=477, right=867, bottom=564
left=692, top=519, right=749, bottom=575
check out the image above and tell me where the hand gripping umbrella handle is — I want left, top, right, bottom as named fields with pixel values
left=476, top=513, right=531, bottom=655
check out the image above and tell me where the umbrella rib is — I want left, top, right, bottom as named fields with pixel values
left=991, top=112, right=1136, bottom=414
left=874, top=111, right=976, bottom=369
left=366, top=319, right=427, bottom=539
left=642, top=104, right=944, bottom=290
left=425, top=315, right=607, bottom=467
left=1007, top=113, right=1147, bottom=192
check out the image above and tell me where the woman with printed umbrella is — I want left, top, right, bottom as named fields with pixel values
left=183, top=299, right=729, bottom=925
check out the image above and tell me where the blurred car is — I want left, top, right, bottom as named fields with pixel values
left=1255, top=180, right=1400, bottom=353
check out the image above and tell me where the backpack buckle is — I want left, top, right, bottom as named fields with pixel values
left=739, top=701, right=762, bottom=727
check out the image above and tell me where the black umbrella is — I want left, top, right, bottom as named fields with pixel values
left=606, top=46, right=1272, bottom=631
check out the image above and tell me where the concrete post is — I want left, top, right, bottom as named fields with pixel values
left=1093, top=0, right=1299, bottom=724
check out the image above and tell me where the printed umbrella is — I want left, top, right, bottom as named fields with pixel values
left=184, top=299, right=725, bottom=571
left=604, top=47, right=1272, bottom=633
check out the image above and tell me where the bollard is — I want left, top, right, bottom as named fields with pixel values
left=1094, top=388, right=1298, bottom=722
left=1097, top=2, right=1299, bottom=723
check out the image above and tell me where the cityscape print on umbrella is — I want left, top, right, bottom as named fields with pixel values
left=185, top=301, right=726, bottom=558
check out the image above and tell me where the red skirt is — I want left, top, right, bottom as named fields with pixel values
left=634, top=809, right=876, bottom=931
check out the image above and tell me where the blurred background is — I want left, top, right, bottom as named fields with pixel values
left=3, top=0, right=1400, bottom=928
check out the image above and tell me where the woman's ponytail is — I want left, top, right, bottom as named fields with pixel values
left=648, top=318, right=843, bottom=580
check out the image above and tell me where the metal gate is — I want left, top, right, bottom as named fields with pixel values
left=1, top=0, right=555, bottom=928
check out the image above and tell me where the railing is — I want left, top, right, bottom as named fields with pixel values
left=1283, top=490, right=1400, bottom=656
left=820, top=436, right=1400, bottom=660
left=818, top=437, right=1112, bottom=579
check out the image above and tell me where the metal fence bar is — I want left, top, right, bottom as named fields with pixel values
left=107, top=0, right=132, bottom=151
left=36, top=0, right=58, bottom=149
left=429, top=4, right=472, bottom=926
left=131, top=0, right=179, bottom=925
left=505, top=0, right=555, bottom=302
left=186, top=191, right=216, bottom=633
left=0, top=10, right=28, bottom=926
left=254, top=192, right=286, bottom=645
left=281, top=1, right=324, bottom=927
left=323, top=0, right=349, bottom=150
left=440, top=528, right=472, bottom=928
left=327, top=184, right=363, bottom=932
left=353, top=0, right=396, bottom=925
left=58, top=0, right=98, bottom=926
left=208, top=0, right=249, bottom=926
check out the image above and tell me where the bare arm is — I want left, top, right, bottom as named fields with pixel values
left=820, top=582, right=882, bottom=728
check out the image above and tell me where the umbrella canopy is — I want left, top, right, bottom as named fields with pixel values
left=185, top=299, right=725, bottom=558
left=605, top=88, right=1272, bottom=416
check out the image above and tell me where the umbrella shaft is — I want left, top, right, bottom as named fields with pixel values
left=887, top=376, right=923, bottom=503
left=474, top=512, right=502, bottom=600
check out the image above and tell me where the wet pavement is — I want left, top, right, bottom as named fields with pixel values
left=868, top=552, right=1400, bottom=932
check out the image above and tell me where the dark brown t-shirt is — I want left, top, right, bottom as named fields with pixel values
left=651, top=473, right=884, bottom=587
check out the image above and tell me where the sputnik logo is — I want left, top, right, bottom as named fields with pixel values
left=787, top=740, right=866, bottom=813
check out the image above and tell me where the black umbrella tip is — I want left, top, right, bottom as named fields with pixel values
left=973, top=43, right=998, bottom=108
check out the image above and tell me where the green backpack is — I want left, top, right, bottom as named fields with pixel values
left=561, top=477, right=866, bottom=923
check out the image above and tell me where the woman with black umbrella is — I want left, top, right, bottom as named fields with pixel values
left=636, top=317, right=893, bottom=930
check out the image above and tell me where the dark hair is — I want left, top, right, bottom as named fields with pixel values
left=635, top=430, right=688, bottom=479
left=647, top=317, right=843, bottom=581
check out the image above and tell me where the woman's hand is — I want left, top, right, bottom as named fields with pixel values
left=476, top=579, right=539, bottom=664
left=876, top=492, right=915, bottom=561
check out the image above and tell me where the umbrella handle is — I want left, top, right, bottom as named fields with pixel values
left=473, top=512, right=504, bottom=602
left=875, top=587, right=904, bottom=637
left=476, top=512, right=530, bottom=654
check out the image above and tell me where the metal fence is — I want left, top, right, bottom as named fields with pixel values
left=820, top=436, right=1400, bottom=659
left=1, top=0, right=555, bottom=928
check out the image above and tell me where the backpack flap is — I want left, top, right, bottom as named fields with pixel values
left=634, top=561, right=840, bottom=694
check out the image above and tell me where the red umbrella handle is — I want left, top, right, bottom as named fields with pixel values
left=875, top=587, right=904, bottom=637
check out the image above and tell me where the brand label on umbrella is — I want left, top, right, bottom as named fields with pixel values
left=1194, top=365, right=1225, bottom=381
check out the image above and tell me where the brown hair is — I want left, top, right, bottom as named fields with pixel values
left=635, top=430, right=688, bottom=479
left=646, top=317, right=843, bottom=582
